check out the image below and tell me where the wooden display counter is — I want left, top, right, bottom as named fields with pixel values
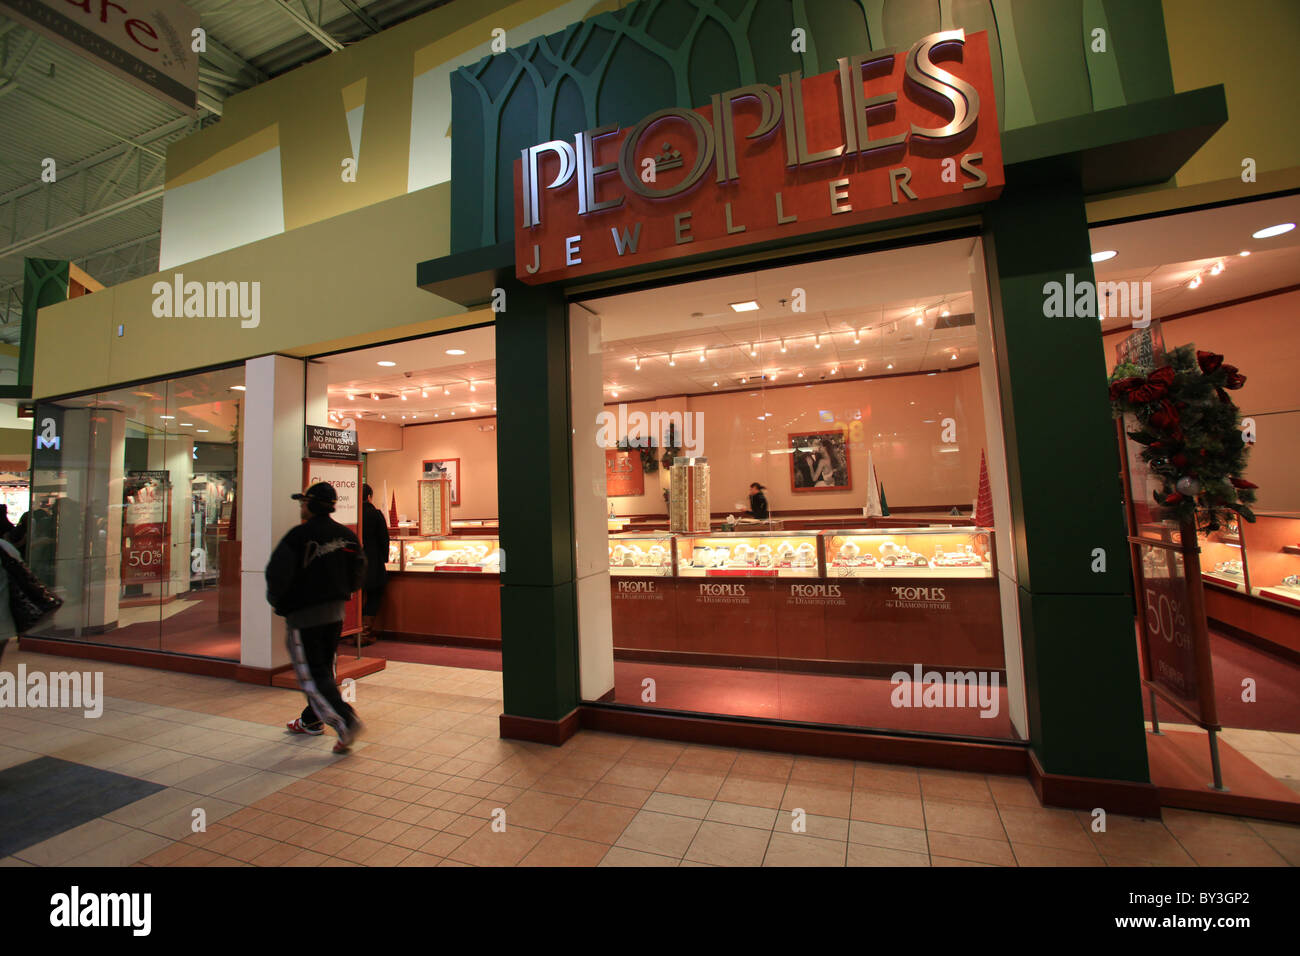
left=375, top=571, right=501, bottom=647
left=612, top=575, right=1003, bottom=676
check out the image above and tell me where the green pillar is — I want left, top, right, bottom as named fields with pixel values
left=494, top=282, right=579, bottom=729
left=984, top=180, right=1149, bottom=783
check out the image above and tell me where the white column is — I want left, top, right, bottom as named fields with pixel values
left=569, top=305, right=615, bottom=702
left=241, top=355, right=306, bottom=671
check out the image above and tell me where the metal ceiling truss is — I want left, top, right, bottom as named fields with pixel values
left=0, top=113, right=197, bottom=261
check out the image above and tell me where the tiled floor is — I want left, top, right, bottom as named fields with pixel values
left=0, top=645, right=1296, bottom=868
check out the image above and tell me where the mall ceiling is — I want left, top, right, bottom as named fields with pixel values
left=0, top=0, right=458, bottom=342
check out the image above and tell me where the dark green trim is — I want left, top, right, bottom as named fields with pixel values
left=983, top=179, right=1148, bottom=782
left=1001, top=85, right=1227, bottom=192
left=495, top=281, right=580, bottom=721
left=7, top=258, right=70, bottom=400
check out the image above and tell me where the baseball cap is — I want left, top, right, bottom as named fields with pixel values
left=292, top=482, right=338, bottom=511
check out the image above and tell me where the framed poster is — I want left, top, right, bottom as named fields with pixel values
left=123, top=470, right=170, bottom=584
left=605, top=449, right=644, bottom=497
left=788, top=430, right=851, bottom=492
left=422, top=458, right=460, bottom=505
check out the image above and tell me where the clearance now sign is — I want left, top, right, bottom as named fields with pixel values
left=515, top=30, right=1003, bottom=284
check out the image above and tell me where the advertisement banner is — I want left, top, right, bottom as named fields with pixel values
left=0, top=0, right=200, bottom=112
left=1135, top=542, right=1201, bottom=709
left=305, top=461, right=360, bottom=525
left=306, top=425, right=360, bottom=461
left=605, top=449, right=644, bottom=497
left=123, top=470, right=170, bottom=584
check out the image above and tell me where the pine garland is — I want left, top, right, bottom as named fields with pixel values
left=1108, top=345, right=1256, bottom=532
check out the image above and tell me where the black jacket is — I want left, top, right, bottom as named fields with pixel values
left=749, top=491, right=769, bottom=519
left=265, top=514, right=365, bottom=617
left=361, top=501, right=389, bottom=591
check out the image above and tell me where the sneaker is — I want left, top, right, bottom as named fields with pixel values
left=337, top=717, right=365, bottom=749
left=286, top=718, right=324, bottom=736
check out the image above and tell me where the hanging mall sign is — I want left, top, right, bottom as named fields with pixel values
left=515, top=29, right=1002, bottom=284
left=0, top=0, right=200, bottom=112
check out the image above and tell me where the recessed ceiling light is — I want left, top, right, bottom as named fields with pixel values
left=196, top=429, right=209, bottom=433
left=712, top=381, right=718, bottom=387
left=1238, top=250, right=1250, bottom=257
left=730, top=301, right=760, bottom=312
left=366, top=447, right=376, bottom=452
left=1090, top=250, right=1118, bottom=263
left=445, top=348, right=466, bottom=356
left=377, top=360, right=397, bottom=367
left=180, top=422, right=193, bottom=426
left=160, top=414, right=175, bottom=419
left=229, top=385, right=245, bottom=391
left=1252, top=222, right=1295, bottom=239
left=886, top=363, right=893, bottom=370
left=1188, top=275, right=1202, bottom=289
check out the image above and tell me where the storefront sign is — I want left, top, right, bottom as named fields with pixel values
left=0, top=0, right=200, bottom=112
left=306, top=425, right=360, bottom=461
left=122, top=470, right=170, bottom=584
left=605, top=449, right=644, bottom=497
left=515, top=29, right=1002, bottom=283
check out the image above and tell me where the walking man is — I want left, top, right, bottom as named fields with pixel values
left=266, top=482, right=367, bottom=753
left=359, top=484, right=389, bottom=646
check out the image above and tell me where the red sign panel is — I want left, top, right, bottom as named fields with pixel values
left=515, top=30, right=1003, bottom=283
left=605, top=449, right=644, bottom=497
left=123, top=470, right=170, bottom=584
left=1135, top=542, right=1202, bottom=711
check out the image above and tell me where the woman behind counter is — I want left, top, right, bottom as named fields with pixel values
left=748, top=482, right=769, bottom=520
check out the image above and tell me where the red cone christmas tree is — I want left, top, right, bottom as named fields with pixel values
left=974, top=450, right=994, bottom=528
left=389, top=491, right=399, bottom=531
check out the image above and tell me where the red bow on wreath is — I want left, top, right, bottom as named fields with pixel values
left=1109, top=365, right=1175, bottom=404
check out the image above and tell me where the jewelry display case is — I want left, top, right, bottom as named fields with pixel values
left=675, top=532, right=821, bottom=577
left=385, top=539, right=402, bottom=572
left=821, top=528, right=993, bottom=578
left=1243, top=512, right=1300, bottom=608
left=608, top=532, right=675, bottom=576
left=401, top=537, right=500, bottom=573
left=1197, top=521, right=1248, bottom=591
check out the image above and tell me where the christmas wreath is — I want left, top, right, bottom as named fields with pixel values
left=1108, top=345, right=1256, bottom=532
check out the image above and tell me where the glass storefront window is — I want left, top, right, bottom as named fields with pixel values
left=28, top=366, right=244, bottom=660
left=570, top=238, right=1021, bottom=740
